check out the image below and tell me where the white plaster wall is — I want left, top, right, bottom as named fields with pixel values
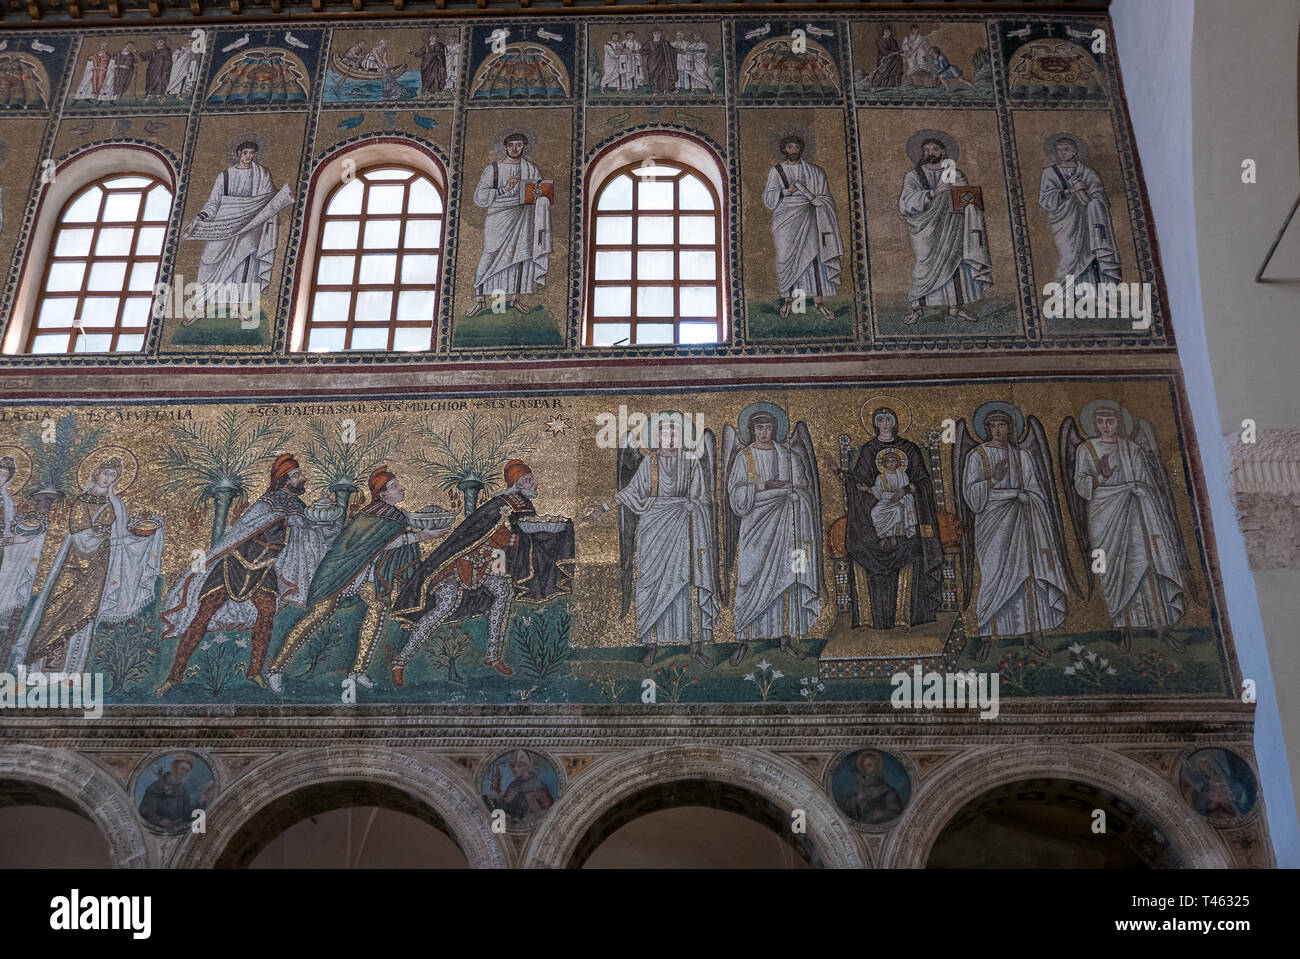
left=1190, top=0, right=1300, bottom=842
left=1112, top=0, right=1300, bottom=864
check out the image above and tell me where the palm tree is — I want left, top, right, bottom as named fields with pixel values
left=21, top=413, right=106, bottom=516
left=408, top=412, right=540, bottom=516
left=301, top=414, right=402, bottom=514
left=158, top=410, right=293, bottom=547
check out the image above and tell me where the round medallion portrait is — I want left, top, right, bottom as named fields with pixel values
left=132, top=750, right=217, bottom=835
left=480, top=748, right=562, bottom=831
left=829, top=748, right=911, bottom=828
left=1178, top=747, right=1258, bottom=825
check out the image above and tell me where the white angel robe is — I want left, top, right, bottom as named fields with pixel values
left=962, top=444, right=1068, bottom=637
left=0, top=482, right=43, bottom=625
left=1073, top=437, right=1186, bottom=629
left=762, top=159, right=844, bottom=299
left=899, top=164, right=993, bottom=308
left=471, top=157, right=551, bottom=297
left=727, top=443, right=821, bottom=641
left=188, top=162, right=294, bottom=294
left=1038, top=161, right=1121, bottom=286
left=616, top=451, right=719, bottom=647
left=11, top=485, right=163, bottom=678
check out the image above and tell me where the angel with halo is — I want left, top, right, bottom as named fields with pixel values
left=721, top=403, right=823, bottom=666
left=584, top=412, right=719, bottom=669
left=954, top=401, right=1081, bottom=662
left=1059, top=399, right=1199, bottom=654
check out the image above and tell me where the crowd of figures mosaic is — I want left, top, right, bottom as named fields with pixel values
left=0, top=376, right=1232, bottom=705
left=0, top=12, right=1162, bottom=359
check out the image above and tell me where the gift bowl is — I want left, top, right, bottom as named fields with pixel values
left=517, top=514, right=568, bottom=534
left=410, top=505, right=457, bottom=531
left=306, top=497, right=345, bottom=524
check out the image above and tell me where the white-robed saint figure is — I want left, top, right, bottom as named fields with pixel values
left=0, top=452, right=45, bottom=666
left=11, top=452, right=163, bottom=680
left=182, top=140, right=294, bottom=313
left=722, top=405, right=823, bottom=665
left=898, top=132, right=993, bottom=324
left=583, top=413, right=719, bottom=669
left=955, top=405, right=1079, bottom=662
left=465, top=132, right=552, bottom=317
left=600, top=33, right=624, bottom=91
left=1061, top=400, right=1198, bottom=655
left=762, top=135, right=844, bottom=321
left=166, top=42, right=200, bottom=98
left=1037, top=134, right=1121, bottom=287
left=617, top=31, right=644, bottom=91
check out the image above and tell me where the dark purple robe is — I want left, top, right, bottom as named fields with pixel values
left=843, top=428, right=944, bottom=629
left=644, top=38, right=676, bottom=93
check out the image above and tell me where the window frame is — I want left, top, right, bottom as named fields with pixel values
left=301, top=164, right=446, bottom=354
left=23, top=174, right=172, bottom=355
left=583, top=134, right=729, bottom=349
left=4, top=146, right=176, bottom=357
left=290, top=141, right=449, bottom=355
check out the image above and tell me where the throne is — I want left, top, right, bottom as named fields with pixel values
left=819, top=428, right=967, bottom=681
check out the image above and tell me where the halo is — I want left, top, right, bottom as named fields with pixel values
left=736, top=401, right=788, bottom=445
left=641, top=410, right=703, bottom=452
left=76, top=445, right=138, bottom=494
left=875, top=447, right=907, bottom=473
left=1043, top=131, right=1090, bottom=164
left=1080, top=398, right=1134, bottom=438
left=225, top=131, right=271, bottom=167
left=906, top=128, right=960, bottom=166
left=972, top=400, right=1026, bottom=443
left=767, top=127, right=817, bottom=162
left=860, top=395, right=912, bottom=437
left=0, top=445, right=32, bottom=492
left=492, top=124, right=542, bottom=160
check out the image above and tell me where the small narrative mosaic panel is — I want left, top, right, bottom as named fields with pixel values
left=0, top=10, right=1166, bottom=364
left=0, top=374, right=1234, bottom=706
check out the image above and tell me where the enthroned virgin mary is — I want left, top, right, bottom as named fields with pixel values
left=831, top=404, right=943, bottom=631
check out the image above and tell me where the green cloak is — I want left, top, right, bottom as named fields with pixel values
left=305, top=506, right=419, bottom=606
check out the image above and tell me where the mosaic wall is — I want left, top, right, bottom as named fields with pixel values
left=0, top=375, right=1236, bottom=705
left=0, top=11, right=1168, bottom=363
left=0, top=8, right=1274, bottom=866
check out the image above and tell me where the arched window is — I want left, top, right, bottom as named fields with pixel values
left=25, top=174, right=172, bottom=354
left=302, top=164, right=445, bottom=352
left=586, top=153, right=724, bottom=347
